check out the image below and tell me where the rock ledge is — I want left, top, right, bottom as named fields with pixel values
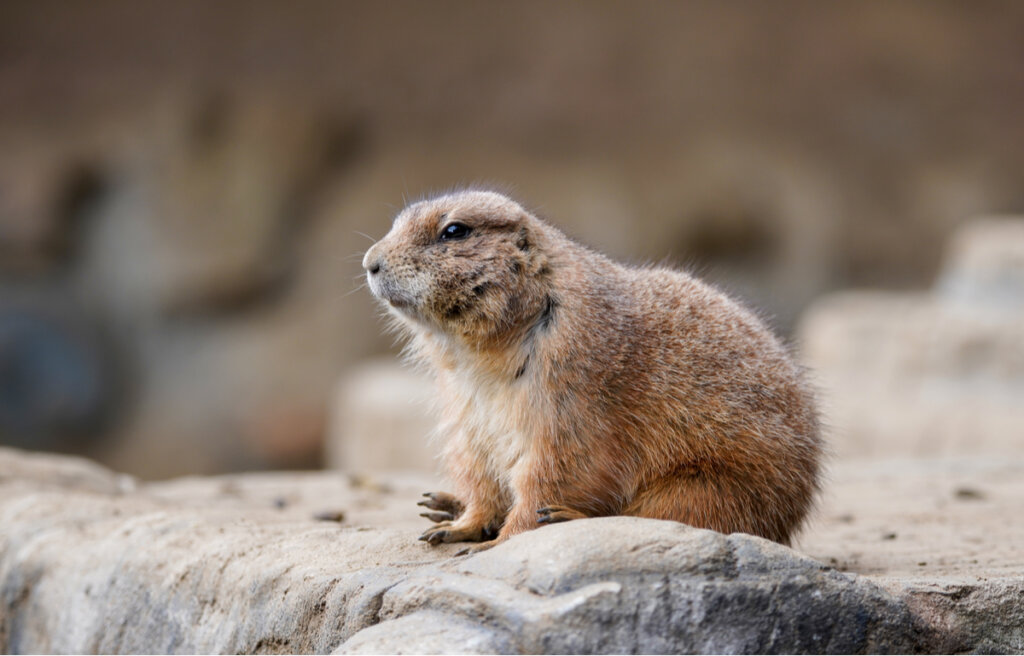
left=1, top=448, right=1020, bottom=654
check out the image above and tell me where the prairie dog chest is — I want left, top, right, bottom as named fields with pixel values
left=447, top=373, right=531, bottom=482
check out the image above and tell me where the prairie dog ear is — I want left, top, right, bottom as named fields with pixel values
left=516, top=228, right=530, bottom=251
left=515, top=227, right=550, bottom=276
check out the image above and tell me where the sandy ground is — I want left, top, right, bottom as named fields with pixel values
left=800, top=457, right=1024, bottom=583
left=147, top=456, right=1023, bottom=586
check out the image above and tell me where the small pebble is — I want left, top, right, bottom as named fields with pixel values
left=313, top=510, right=346, bottom=523
left=954, top=487, right=986, bottom=501
left=347, top=474, right=393, bottom=494
left=882, top=532, right=897, bottom=540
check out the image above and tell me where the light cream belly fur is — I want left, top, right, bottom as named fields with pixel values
left=450, top=373, right=529, bottom=494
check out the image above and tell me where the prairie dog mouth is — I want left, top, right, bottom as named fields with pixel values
left=387, top=296, right=413, bottom=309
left=367, top=275, right=416, bottom=310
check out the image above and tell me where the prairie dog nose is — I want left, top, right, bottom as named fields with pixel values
left=362, top=244, right=383, bottom=274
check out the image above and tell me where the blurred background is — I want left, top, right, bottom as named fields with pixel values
left=1, top=1, right=1022, bottom=479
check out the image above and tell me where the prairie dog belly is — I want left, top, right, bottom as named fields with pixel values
left=446, top=372, right=529, bottom=490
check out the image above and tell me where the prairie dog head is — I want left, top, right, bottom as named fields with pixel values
left=363, top=190, right=551, bottom=345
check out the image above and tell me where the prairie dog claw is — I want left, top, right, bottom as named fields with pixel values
left=417, top=492, right=465, bottom=517
left=536, top=506, right=588, bottom=524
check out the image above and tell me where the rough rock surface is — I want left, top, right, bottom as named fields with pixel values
left=2, top=448, right=1021, bottom=654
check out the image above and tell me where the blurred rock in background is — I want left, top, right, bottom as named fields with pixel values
left=325, top=359, right=436, bottom=474
left=799, top=218, right=1024, bottom=458
left=0, top=301, right=119, bottom=453
left=1, top=1, right=1023, bottom=476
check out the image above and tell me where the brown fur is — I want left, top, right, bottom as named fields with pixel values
left=362, top=190, right=822, bottom=550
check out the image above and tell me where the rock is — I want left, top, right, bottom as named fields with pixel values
left=0, top=447, right=134, bottom=495
left=938, top=217, right=1024, bottom=305
left=2, top=447, right=1022, bottom=654
left=799, top=457, right=1024, bottom=582
left=241, top=401, right=327, bottom=470
left=798, top=218, right=1024, bottom=458
left=325, top=360, right=437, bottom=474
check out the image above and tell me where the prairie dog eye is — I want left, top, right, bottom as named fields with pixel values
left=440, top=223, right=472, bottom=241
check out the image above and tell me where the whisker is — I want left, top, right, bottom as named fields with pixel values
left=316, top=246, right=370, bottom=265
left=322, top=281, right=369, bottom=305
left=338, top=283, right=368, bottom=300
left=353, top=230, right=377, bottom=243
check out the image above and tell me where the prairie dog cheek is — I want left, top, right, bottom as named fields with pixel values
left=401, top=268, right=432, bottom=300
left=368, top=259, right=434, bottom=311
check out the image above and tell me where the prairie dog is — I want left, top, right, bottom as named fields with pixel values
left=362, top=190, right=821, bottom=551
